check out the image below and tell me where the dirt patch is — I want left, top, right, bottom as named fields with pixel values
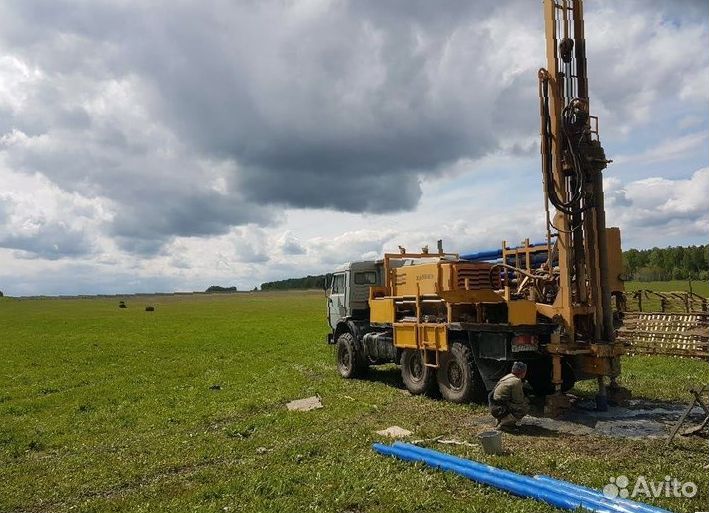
left=454, top=399, right=706, bottom=440
left=520, top=399, right=706, bottom=439
left=376, top=426, right=413, bottom=438
left=286, top=396, right=323, bottom=412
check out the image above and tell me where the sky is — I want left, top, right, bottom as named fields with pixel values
left=0, top=0, right=707, bottom=296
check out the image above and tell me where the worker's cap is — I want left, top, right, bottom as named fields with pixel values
left=511, top=361, right=527, bottom=374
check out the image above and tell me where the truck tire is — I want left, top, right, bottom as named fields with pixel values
left=336, top=332, right=367, bottom=378
left=400, top=349, right=435, bottom=395
left=437, top=342, right=485, bottom=403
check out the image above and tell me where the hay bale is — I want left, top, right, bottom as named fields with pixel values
left=118, top=301, right=127, bottom=309
left=145, top=305, right=155, bottom=312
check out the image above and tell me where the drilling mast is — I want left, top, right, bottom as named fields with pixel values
left=537, top=0, right=627, bottom=410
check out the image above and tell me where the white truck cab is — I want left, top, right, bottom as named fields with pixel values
left=327, top=261, right=380, bottom=331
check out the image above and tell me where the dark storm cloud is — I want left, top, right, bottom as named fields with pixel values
left=239, top=165, right=423, bottom=213
left=0, top=0, right=706, bottom=257
left=0, top=1, right=516, bottom=220
left=123, top=0, right=516, bottom=212
left=110, top=190, right=274, bottom=254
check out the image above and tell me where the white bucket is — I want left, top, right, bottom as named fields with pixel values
left=478, top=430, right=503, bottom=455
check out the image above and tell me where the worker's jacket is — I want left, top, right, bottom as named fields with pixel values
left=490, top=373, right=529, bottom=419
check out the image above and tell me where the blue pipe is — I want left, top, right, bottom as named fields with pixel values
left=461, top=248, right=505, bottom=261
left=534, top=476, right=669, bottom=513
left=393, top=443, right=667, bottom=513
left=380, top=443, right=670, bottom=513
left=461, top=242, right=548, bottom=262
left=374, top=443, right=616, bottom=513
left=390, top=443, right=640, bottom=513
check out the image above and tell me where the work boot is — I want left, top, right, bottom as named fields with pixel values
left=495, top=414, right=517, bottom=429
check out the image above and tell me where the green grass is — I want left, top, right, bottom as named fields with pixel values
left=624, top=280, right=708, bottom=312
left=625, top=280, right=709, bottom=296
left=1, top=292, right=707, bottom=513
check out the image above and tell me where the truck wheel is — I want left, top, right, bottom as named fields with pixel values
left=336, top=332, right=366, bottom=378
left=437, top=342, right=484, bottom=403
left=400, top=349, right=435, bottom=395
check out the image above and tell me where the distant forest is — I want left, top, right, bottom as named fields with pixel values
left=623, top=245, right=708, bottom=282
left=205, top=285, right=238, bottom=293
left=260, top=275, right=330, bottom=291
left=259, top=245, right=709, bottom=290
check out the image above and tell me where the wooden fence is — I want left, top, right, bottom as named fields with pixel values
left=629, top=289, right=707, bottom=314
left=618, top=312, right=709, bottom=359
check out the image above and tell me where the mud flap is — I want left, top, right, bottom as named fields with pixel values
left=473, top=357, right=510, bottom=391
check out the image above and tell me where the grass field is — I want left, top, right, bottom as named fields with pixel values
left=624, top=280, right=709, bottom=312
left=1, top=291, right=708, bottom=513
left=624, top=280, right=709, bottom=296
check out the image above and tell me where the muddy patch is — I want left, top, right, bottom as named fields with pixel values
left=520, top=400, right=707, bottom=439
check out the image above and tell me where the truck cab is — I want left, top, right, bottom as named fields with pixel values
left=326, top=261, right=380, bottom=339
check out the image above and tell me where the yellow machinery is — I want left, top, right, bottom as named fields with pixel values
left=326, top=0, right=630, bottom=412
left=534, top=0, right=629, bottom=410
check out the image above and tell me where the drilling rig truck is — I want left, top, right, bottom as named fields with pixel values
left=325, top=0, right=630, bottom=413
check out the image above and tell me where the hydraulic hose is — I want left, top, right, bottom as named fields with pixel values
left=539, top=74, right=582, bottom=216
left=490, top=263, right=548, bottom=282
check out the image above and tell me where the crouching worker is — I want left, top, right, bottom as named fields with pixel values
left=489, top=361, right=529, bottom=429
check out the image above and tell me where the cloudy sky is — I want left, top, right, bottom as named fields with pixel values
left=0, top=0, right=707, bottom=295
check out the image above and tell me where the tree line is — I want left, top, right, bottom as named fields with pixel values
left=260, top=274, right=330, bottom=290
left=257, top=245, right=708, bottom=290
left=205, top=285, right=238, bottom=293
left=623, top=244, right=708, bottom=282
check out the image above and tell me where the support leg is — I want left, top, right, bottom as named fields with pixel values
left=608, top=376, right=631, bottom=406
left=544, top=355, right=571, bottom=417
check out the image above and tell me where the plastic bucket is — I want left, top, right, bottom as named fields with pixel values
left=478, top=430, right=503, bottom=455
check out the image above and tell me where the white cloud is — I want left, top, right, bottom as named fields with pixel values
left=613, top=132, right=709, bottom=166
left=605, top=167, right=709, bottom=246
left=0, top=162, right=108, bottom=259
